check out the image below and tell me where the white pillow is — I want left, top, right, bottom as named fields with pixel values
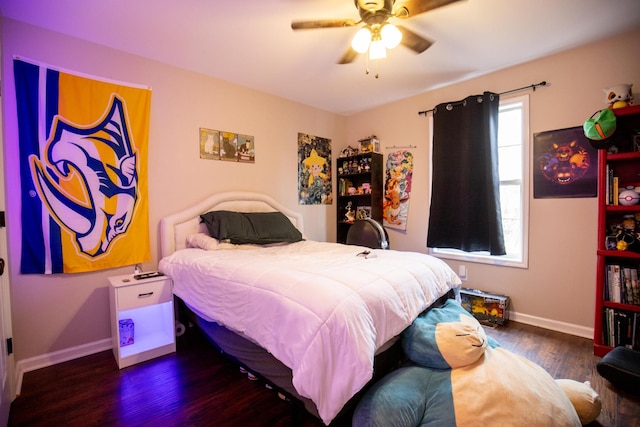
left=186, top=233, right=220, bottom=251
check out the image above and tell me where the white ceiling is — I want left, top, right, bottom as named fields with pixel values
left=1, top=0, right=639, bottom=115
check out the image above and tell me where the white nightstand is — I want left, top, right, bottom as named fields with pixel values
left=109, top=273, right=176, bottom=369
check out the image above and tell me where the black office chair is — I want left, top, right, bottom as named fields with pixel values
left=597, top=346, right=640, bottom=395
left=345, top=218, right=389, bottom=250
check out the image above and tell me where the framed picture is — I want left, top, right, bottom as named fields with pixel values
left=533, top=126, right=597, bottom=198
left=220, top=131, right=239, bottom=161
left=356, top=205, right=371, bottom=220
left=199, top=128, right=220, bottom=160
left=237, top=134, right=255, bottom=163
left=200, top=128, right=255, bottom=163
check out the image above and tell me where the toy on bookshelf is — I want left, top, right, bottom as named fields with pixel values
left=356, top=206, right=372, bottom=220
left=619, top=186, right=640, bottom=205
left=344, top=201, right=355, bottom=223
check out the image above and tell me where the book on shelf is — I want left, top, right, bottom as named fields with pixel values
left=623, top=267, right=633, bottom=304
left=603, top=308, right=640, bottom=349
left=606, top=264, right=622, bottom=303
left=605, top=263, right=640, bottom=305
left=633, top=268, right=640, bottom=305
left=607, top=165, right=614, bottom=205
left=605, top=164, right=610, bottom=205
left=613, top=176, right=619, bottom=205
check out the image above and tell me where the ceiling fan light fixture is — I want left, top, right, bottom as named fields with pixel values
left=351, top=27, right=372, bottom=53
left=381, top=23, right=402, bottom=49
left=368, top=38, right=387, bottom=60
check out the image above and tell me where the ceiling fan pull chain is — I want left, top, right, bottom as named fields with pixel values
left=364, top=53, right=382, bottom=78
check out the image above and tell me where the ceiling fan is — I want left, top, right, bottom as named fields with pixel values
left=291, top=0, right=463, bottom=64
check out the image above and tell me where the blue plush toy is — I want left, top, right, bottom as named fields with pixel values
left=353, top=299, right=601, bottom=426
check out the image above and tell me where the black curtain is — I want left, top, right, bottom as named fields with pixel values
left=426, top=92, right=506, bottom=255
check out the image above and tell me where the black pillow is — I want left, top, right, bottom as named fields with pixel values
left=200, top=210, right=303, bottom=245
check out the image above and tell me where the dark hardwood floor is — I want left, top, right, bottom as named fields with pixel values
left=8, top=322, right=640, bottom=427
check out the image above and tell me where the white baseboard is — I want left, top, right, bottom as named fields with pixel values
left=509, top=311, right=594, bottom=340
left=15, top=338, right=112, bottom=396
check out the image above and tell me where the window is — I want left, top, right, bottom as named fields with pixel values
left=429, top=95, right=529, bottom=268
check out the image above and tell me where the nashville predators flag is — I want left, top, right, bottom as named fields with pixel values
left=14, top=58, right=152, bottom=274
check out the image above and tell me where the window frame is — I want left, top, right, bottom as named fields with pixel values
left=428, top=94, right=530, bottom=269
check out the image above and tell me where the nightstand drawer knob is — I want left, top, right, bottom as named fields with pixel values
left=138, top=292, right=154, bottom=298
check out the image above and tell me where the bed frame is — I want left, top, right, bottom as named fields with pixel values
left=159, top=191, right=453, bottom=424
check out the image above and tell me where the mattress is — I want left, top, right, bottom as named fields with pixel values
left=159, top=240, right=461, bottom=424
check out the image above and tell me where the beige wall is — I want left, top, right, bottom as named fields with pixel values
left=1, top=16, right=639, bottom=365
left=1, top=19, right=345, bottom=361
left=347, top=28, right=640, bottom=335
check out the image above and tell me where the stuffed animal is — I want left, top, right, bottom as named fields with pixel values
left=353, top=299, right=601, bottom=426
left=604, top=83, right=633, bottom=109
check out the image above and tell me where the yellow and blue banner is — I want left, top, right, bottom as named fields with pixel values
left=14, top=58, right=152, bottom=274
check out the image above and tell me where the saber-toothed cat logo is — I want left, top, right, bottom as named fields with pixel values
left=30, top=95, right=138, bottom=258
left=14, top=59, right=150, bottom=274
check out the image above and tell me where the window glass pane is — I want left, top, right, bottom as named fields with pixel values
left=499, top=145, right=522, bottom=181
left=499, top=183, right=521, bottom=257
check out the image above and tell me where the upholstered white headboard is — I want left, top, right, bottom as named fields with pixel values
left=159, top=191, right=304, bottom=258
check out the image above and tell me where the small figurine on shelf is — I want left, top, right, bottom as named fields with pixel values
left=604, top=83, right=633, bottom=109
left=618, top=186, right=640, bottom=206
left=615, top=229, right=635, bottom=251
left=358, top=135, right=379, bottom=153
left=622, top=214, right=636, bottom=232
left=344, top=201, right=355, bottom=223
left=340, top=146, right=358, bottom=157
left=363, top=157, right=371, bottom=172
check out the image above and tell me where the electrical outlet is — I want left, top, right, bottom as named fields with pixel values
left=458, top=265, right=468, bottom=281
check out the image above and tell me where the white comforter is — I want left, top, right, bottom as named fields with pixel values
left=159, top=240, right=460, bottom=424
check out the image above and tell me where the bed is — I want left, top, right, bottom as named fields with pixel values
left=158, top=191, right=461, bottom=425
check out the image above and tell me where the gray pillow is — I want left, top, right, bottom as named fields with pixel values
left=200, top=210, right=303, bottom=245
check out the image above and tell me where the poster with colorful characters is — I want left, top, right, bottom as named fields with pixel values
left=533, top=126, right=596, bottom=198
left=383, top=150, right=413, bottom=230
left=298, top=133, right=332, bottom=205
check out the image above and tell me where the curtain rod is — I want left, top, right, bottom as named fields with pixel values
left=417, top=81, right=547, bottom=116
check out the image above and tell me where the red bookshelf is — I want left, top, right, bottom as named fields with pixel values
left=593, top=105, right=640, bottom=357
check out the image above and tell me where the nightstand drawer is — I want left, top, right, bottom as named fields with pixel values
left=117, top=280, right=172, bottom=310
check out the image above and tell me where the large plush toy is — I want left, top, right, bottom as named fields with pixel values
left=353, top=299, right=601, bottom=426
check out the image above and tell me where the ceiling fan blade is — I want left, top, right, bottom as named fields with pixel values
left=291, top=19, right=357, bottom=30
left=338, top=47, right=358, bottom=64
left=397, top=25, right=433, bottom=54
left=394, top=0, right=463, bottom=18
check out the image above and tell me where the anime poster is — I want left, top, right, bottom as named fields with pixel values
left=534, top=126, right=597, bottom=198
left=298, top=133, right=332, bottom=205
left=383, top=150, right=414, bottom=230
